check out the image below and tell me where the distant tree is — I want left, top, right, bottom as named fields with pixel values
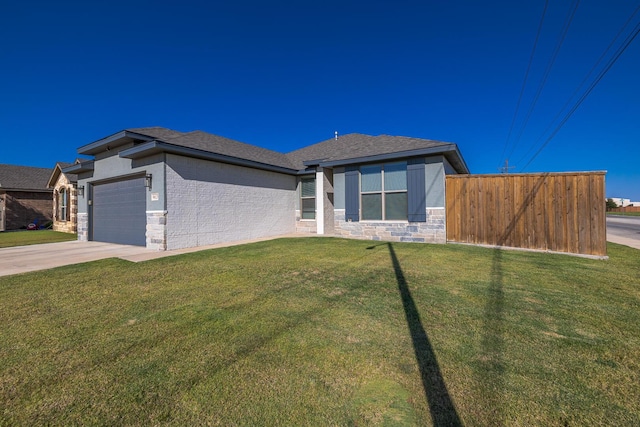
left=606, top=198, right=618, bottom=211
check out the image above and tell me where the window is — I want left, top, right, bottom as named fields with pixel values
left=300, top=177, right=316, bottom=219
left=360, top=161, right=407, bottom=220
left=58, top=187, right=69, bottom=222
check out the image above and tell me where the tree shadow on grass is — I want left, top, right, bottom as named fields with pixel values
left=387, top=243, right=462, bottom=427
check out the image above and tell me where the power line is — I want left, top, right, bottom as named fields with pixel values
left=507, top=0, right=581, bottom=160
left=500, top=0, right=549, bottom=168
left=520, top=20, right=640, bottom=171
left=517, top=3, right=640, bottom=169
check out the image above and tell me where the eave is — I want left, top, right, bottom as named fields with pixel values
left=118, top=141, right=301, bottom=176
left=303, top=145, right=471, bottom=174
left=62, top=161, right=95, bottom=174
left=77, top=130, right=156, bottom=156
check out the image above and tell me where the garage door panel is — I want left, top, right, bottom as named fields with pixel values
left=92, top=177, right=146, bottom=246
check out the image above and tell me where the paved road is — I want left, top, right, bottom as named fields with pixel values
left=607, top=215, right=640, bottom=250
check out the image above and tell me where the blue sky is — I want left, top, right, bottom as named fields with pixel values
left=1, top=0, right=639, bottom=200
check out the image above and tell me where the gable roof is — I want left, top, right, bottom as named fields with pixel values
left=0, top=164, right=53, bottom=192
left=286, top=133, right=469, bottom=172
left=47, top=161, right=79, bottom=188
left=74, top=127, right=469, bottom=175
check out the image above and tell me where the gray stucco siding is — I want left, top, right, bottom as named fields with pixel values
left=333, top=166, right=345, bottom=210
left=76, top=151, right=166, bottom=214
left=165, top=154, right=296, bottom=250
left=443, top=157, right=457, bottom=175
left=425, top=156, right=445, bottom=208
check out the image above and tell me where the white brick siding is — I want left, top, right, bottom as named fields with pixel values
left=165, top=155, right=297, bottom=250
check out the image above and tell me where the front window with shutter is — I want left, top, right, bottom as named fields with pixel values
left=360, top=162, right=407, bottom=220
left=300, top=177, right=316, bottom=219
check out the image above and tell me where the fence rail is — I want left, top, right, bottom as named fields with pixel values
left=445, top=172, right=606, bottom=256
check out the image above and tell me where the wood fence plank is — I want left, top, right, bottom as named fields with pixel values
left=445, top=172, right=606, bottom=256
left=577, top=174, right=590, bottom=255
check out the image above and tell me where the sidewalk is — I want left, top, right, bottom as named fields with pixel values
left=606, top=233, right=640, bottom=250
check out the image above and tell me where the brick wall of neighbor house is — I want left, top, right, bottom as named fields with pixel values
left=165, top=154, right=297, bottom=250
left=3, top=191, right=53, bottom=230
left=334, top=208, right=446, bottom=243
left=52, top=174, right=77, bottom=234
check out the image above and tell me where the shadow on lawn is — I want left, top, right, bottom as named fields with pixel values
left=477, top=248, right=506, bottom=425
left=387, top=243, right=462, bottom=427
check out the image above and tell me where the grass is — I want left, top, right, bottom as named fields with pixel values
left=0, top=238, right=639, bottom=426
left=608, top=211, right=640, bottom=217
left=0, top=230, right=76, bottom=248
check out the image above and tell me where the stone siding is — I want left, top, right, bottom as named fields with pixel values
left=333, top=208, right=446, bottom=243
left=295, top=210, right=317, bottom=234
left=77, top=213, right=88, bottom=241
left=52, top=172, right=77, bottom=233
left=146, top=211, right=167, bottom=250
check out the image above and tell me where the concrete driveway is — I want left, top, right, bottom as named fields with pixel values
left=0, top=241, right=158, bottom=277
left=0, top=234, right=304, bottom=278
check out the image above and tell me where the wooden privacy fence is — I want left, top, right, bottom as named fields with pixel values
left=445, top=172, right=607, bottom=257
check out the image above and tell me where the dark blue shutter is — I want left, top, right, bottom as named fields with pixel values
left=407, top=158, right=426, bottom=222
left=345, top=166, right=359, bottom=222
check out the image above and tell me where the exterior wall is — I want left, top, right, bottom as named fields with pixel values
left=295, top=210, right=317, bottom=234
left=333, top=167, right=345, bottom=209
left=1, top=191, right=53, bottom=230
left=146, top=210, right=167, bottom=250
left=76, top=150, right=166, bottom=216
left=334, top=208, right=446, bottom=243
left=52, top=173, right=77, bottom=233
left=165, top=154, right=296, bottom=250
left=76, top=150, right=166, bottom=246
left=77, top=213, right=88, bottom=241
left=443, top=157, right=457, bottom=175
left=425, top=157, right=445, bottom=208
left=331, top=156, right=449, bottom=243
left=321, top=168, right=335, bottom=234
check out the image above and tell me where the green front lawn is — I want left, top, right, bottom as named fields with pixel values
left=0, top=230, right=76, bottom=248
left=607, top=211, right=640, bottom=217
left=1, top=238, right=638, bottom=425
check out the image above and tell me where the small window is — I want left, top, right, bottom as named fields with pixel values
left=360, top=162, right=407, bottom=220
left=58, top=188, right=69, bottom=222
left=301, top=177, right=316, bottom=219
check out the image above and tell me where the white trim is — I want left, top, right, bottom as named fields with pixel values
left=146, top=210, right=168, bottom=214
left=316, top=169, right=324, bottom=234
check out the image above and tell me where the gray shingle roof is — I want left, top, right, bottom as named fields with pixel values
left=127, top=127, right=187, bottom=141
left=0, top=164, right=53, bottom=191
left=285, top=133, right=455, bottom=170
left=86, top=127, right=467, bottom=174
left=126, top=128, right=298, bottom=170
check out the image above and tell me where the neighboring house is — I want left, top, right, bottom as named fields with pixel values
left=609, top=197, right=631, bottom=207
left=64, top=128, right=469, bottom=249
left=0, top=164, right=53, bottom=231
left=47, top=161, right=79, bottom=233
